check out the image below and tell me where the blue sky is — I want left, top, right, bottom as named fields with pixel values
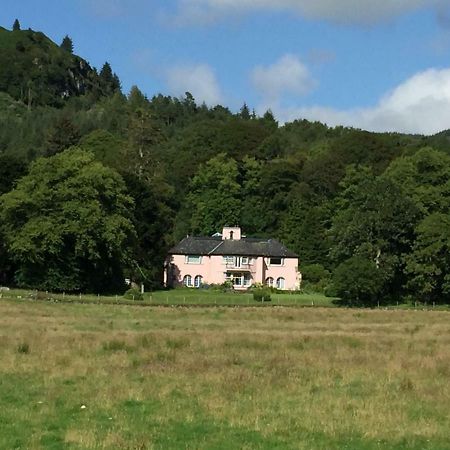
left=3, top=0, right=450, bottom=134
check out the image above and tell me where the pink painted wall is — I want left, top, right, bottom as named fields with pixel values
left=263, top=257, right=299, bottom=290
left=166, top=254, right=300, bottom=290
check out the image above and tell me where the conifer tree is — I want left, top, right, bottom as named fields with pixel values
left=240, top=103, right=251, bottom=120
left=263, top=109, right=276, bottom=123
left=60, top=35, right=74, bottom=53
left=12, top=19, right=21, bottom=31
left=128, top=85, right=148, bottom=111
left=45, top=117, right=81, bottom=157
left=100, top=62, right=121, bottom=95
left=112, top=73, right=121, bottom=93
left=100, top=62, right=113, bottom=83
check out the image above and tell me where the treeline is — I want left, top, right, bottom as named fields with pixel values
left=0, top=23, right=449, bottom=304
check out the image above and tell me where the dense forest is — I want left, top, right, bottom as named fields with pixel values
left=1, top=22, right=449, bottom=304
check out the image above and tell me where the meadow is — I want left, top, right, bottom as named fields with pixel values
left=0, top=299, right=449, bottom=449
left=1, top=288, right=336, bottom=307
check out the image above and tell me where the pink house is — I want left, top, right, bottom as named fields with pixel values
left=165, top=226, right=301, bottom=291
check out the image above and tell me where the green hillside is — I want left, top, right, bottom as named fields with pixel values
left=0, top=22, right=449, bottom=305
left=0, top=26, right=116, bottom=107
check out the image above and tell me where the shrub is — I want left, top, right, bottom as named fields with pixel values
left=331, top=256, right=384, bottom=305
left=36, top=291, right=48, bottom=300
left=123, top=288, right=143, bottom=301
left=253, top=288, right=271, bottom=302
left=300, top=264, right=331, bottom=293
left=206, top=281, right=234, bottom=292
left=221, top=281, right=234, bottom=292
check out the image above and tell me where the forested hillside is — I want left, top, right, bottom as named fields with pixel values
left=1, top=23, right=449, bottom=304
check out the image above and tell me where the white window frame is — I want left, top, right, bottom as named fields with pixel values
left=266, top=277, right=274, bottom=287
left=183, top=275, right=192, bottom=287
left=241, top=256, right=249, bottom=265
left=186, top=255, right=202, bottom=264
left=276, top=277, right=285, bottom=290
left=194, top=275, right=203, bottom=288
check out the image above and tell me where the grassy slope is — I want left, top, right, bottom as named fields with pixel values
left=0, top=300, right=449, bottom=449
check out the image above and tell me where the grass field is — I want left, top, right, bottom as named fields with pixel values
left=0, top=300, right=449, bottom=449
left=1, top=288, right=337, bottom=307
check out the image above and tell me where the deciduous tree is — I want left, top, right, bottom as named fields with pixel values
left=405, top=213, right=450, bottom=303
left=0, top=148, right=135, bottom=293
left=188, top=153, right=242, bottom=235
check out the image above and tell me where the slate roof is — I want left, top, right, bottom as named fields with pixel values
left=168, top=236, right=298, bottom=258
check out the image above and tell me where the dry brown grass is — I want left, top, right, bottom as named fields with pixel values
left=0, top=300, right=449, bottom=449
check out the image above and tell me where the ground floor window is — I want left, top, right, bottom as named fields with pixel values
left=276, top=277, right=285, bottom=289
left=265, top=277, right=274, bottom=287
left=183, top=275, right=192, bottom=287
left=194, top=275, right=203, bottom=287
left=226, top=272, right=251, bottom=287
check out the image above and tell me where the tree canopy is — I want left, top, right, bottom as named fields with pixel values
left=0, top=148, right=135, bottom=293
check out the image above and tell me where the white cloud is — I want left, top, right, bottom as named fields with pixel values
left=174, top=0, right=448, bottom=26
left=165, top=63, right=223, bottom=105
left=251, top=54, right=317, bottom=105
left=270, top=68, right=450, bottom=135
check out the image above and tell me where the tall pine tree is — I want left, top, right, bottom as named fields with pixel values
left=60, top=35, right=74, bottom=53
left=240, top=103, right=251, bottom=120
left=100, top=62, right=121, bottom=95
